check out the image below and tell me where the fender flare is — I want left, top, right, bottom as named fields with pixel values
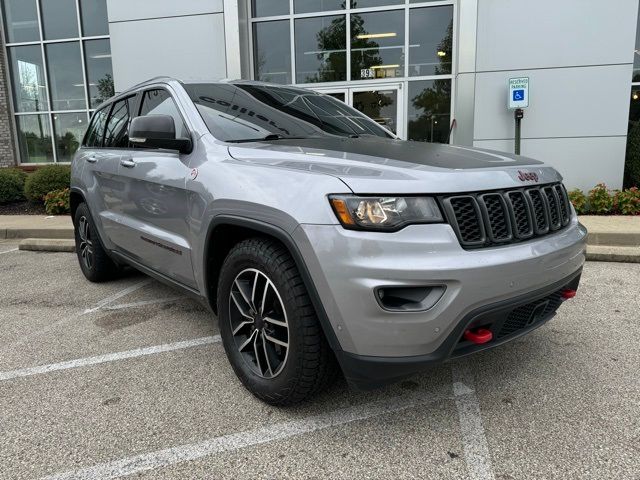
left=204, top=215, right=343, bottom=352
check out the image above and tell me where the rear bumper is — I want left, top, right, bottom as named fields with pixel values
left=334, top=270, right=581, bottom=389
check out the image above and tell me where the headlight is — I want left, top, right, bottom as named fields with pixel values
left=329, top=195, right=443, bottom=231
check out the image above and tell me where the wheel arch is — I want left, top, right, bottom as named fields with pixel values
left=69, top=187, right=86, bottom=225
left=204, top=215, right=342, bottom=352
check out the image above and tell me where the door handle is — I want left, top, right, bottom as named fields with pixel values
left=120, top=159, right=136, bottom=168
left=85, top=155, right=98, bottom=163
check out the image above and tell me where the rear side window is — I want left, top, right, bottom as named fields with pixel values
left=139, top=89, right=189, bottom=138
left=83, top=107, right=109, bottom=147
left=104, top=96, right=135, bottom=148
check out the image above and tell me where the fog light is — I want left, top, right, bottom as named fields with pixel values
left=376, top=285, right=445, bottom=312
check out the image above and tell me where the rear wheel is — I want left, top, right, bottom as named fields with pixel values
left=74, top=203, right=120, bottom=282
left=217, top=237, right=338, bottom=405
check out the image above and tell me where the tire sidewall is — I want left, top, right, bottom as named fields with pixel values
left=218, top=248, right=305, bottom=397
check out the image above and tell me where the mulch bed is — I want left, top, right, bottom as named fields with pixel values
left=0, top=201, right=47, bottom=215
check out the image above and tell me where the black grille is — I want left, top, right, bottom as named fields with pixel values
left=448, top=196, right=484, bottom=244
left=480, top=194, right=511, bottom=242
left=506, top=191, right=533, bottom=238
left=543, top=186, right=561, bottom=229
left=443, top=183, right=572, bottom=249
left=527, top=189, right=549, bottom=234
left=496, top=291, right=563, bottom=339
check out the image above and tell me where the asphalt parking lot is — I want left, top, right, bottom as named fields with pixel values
left=1, top=238, right=639, bottom=480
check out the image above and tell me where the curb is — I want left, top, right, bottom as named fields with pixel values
left=586, top=232, right=640, bottom=247
left=586, top=245, right=640, bottom=264
left=3, top=229, right=73, bottom=240
left=19, top=238, right=75, bottom=253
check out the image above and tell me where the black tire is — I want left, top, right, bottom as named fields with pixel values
left=217, top=237, right=338, bottom=406
left=74, top=203, right=120, bottom=282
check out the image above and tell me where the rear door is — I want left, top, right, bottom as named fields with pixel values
left=80, top=104, right=125, bottom=245
left=108, top=87, right=196, bottom=288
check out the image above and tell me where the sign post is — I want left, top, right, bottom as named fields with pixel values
left=508, top=77, right=529, bottom=155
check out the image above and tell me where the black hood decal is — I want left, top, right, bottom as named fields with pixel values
left=254, top=136, right=542, bottom=170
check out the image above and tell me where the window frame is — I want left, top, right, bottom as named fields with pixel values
left=102, top=94, right=137, bottom=149
left=81, top=103, right=111, bottom=148
left=136, top=87, right=193, bottom=142
left=246, top=0, right=457, bottom=144
left=0, top=0, right=112, bottom=163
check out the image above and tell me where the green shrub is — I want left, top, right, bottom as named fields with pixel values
left=613, top=187, right=640, bottom=215
left=567, top=188, right=588, bottom=215
left=0, top=168, right=28, bottom=204
left=24, top=165, right=71, bottom=202
left=587, top=183, right=614, bottom=214
left=43, top=188, right=71, bottom=215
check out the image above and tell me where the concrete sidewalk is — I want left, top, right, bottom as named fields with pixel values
left=0, top=215, right=72, bottom=240
left=1, top=214, right=639, bottom=262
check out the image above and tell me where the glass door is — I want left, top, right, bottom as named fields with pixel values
left=310, top=84, right=404, bottom=138
left=349, top=84, right=403, bottom=138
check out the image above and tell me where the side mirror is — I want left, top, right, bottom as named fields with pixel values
left=129, top=115, right=192, bottom=154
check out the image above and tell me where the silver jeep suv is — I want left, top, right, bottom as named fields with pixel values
left=71, top=77, right=587, bottom=405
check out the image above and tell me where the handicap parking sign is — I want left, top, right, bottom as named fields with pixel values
left=508, top=77, right=529, bottom=109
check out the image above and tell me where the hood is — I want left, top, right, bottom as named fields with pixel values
left=227, top=136, right=562, bottom=194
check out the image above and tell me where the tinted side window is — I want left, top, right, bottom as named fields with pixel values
left=139, top=89, right=189, bottom=138
left=83, top=107, right=109, bottom=147
left=104, top=96, right=134, bottom=148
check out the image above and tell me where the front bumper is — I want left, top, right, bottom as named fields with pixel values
left=293, top=217, right=587, bottom=386
left=335, top=271, right=580, bottom=389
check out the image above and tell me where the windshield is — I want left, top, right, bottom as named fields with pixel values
left=183, top=83, right=394, bottom=142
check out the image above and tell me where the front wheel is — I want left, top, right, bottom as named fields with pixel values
left=217, top=238, right=338, bottom=405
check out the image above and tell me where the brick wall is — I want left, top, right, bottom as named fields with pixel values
left=0, top=32, right=17, bottom=167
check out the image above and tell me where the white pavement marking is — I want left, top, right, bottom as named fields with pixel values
left=101, top=296, right=187, bottom=311
left=451, top=362, right=495, bottom=480
left=42, top=388, right=464, bottom=480
left=0, top=247, right=19, bottom=254
left=0, top=335, right=220, bottom=382
left=83, top=278, right=153, bottom=314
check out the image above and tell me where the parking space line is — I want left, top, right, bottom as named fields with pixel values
left=0, top=335, right=220, bottom=382
left=451, top=362, right=495, bottom=480
left=101, top=296, right=187, bottom=311
left=42, top=388, right=463, bottom=480
left=0, top=247, right=19, bottom=255
left=83, top=279, right=153, bottom=314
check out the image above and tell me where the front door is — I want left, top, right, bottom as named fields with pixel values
left=312, top=84, right=404, bottom=138
left=109, top=87, right=197, bottom=288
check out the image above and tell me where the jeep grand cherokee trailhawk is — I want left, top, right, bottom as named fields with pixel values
left=70, top=78, right=587, bottom=405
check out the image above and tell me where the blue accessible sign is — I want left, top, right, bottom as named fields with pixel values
left=508, top=77, right=529, bottom=109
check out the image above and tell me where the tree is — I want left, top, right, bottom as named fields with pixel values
left=95, top=73, right=115, bottom=104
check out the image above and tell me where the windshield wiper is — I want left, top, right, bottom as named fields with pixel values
left=227, top=134, right=308, bottom=143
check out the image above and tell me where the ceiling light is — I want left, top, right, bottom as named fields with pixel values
left=437, top=50, right=447, bottom=57
left=356, top=32, right=397, bottom=40
left=634, top=92, right=639, bottom=100
left=370, top=64, right=400, bottom=69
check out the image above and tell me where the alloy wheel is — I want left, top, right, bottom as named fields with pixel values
left=228, top=268, right=290, bottom=378
left=78, top=216, right=94, bottom=270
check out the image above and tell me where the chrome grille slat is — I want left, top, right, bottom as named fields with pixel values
left=442, top=183, right=571, bottom=249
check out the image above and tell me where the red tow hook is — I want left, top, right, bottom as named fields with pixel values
left=464, top=328, right=493, bottom=345
left=561, top=289, right=577, bottom=300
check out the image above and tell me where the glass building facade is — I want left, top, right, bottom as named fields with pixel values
left=250, top=0, right=454, bottom=144
left=1, top=0, right=112, bottom=163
